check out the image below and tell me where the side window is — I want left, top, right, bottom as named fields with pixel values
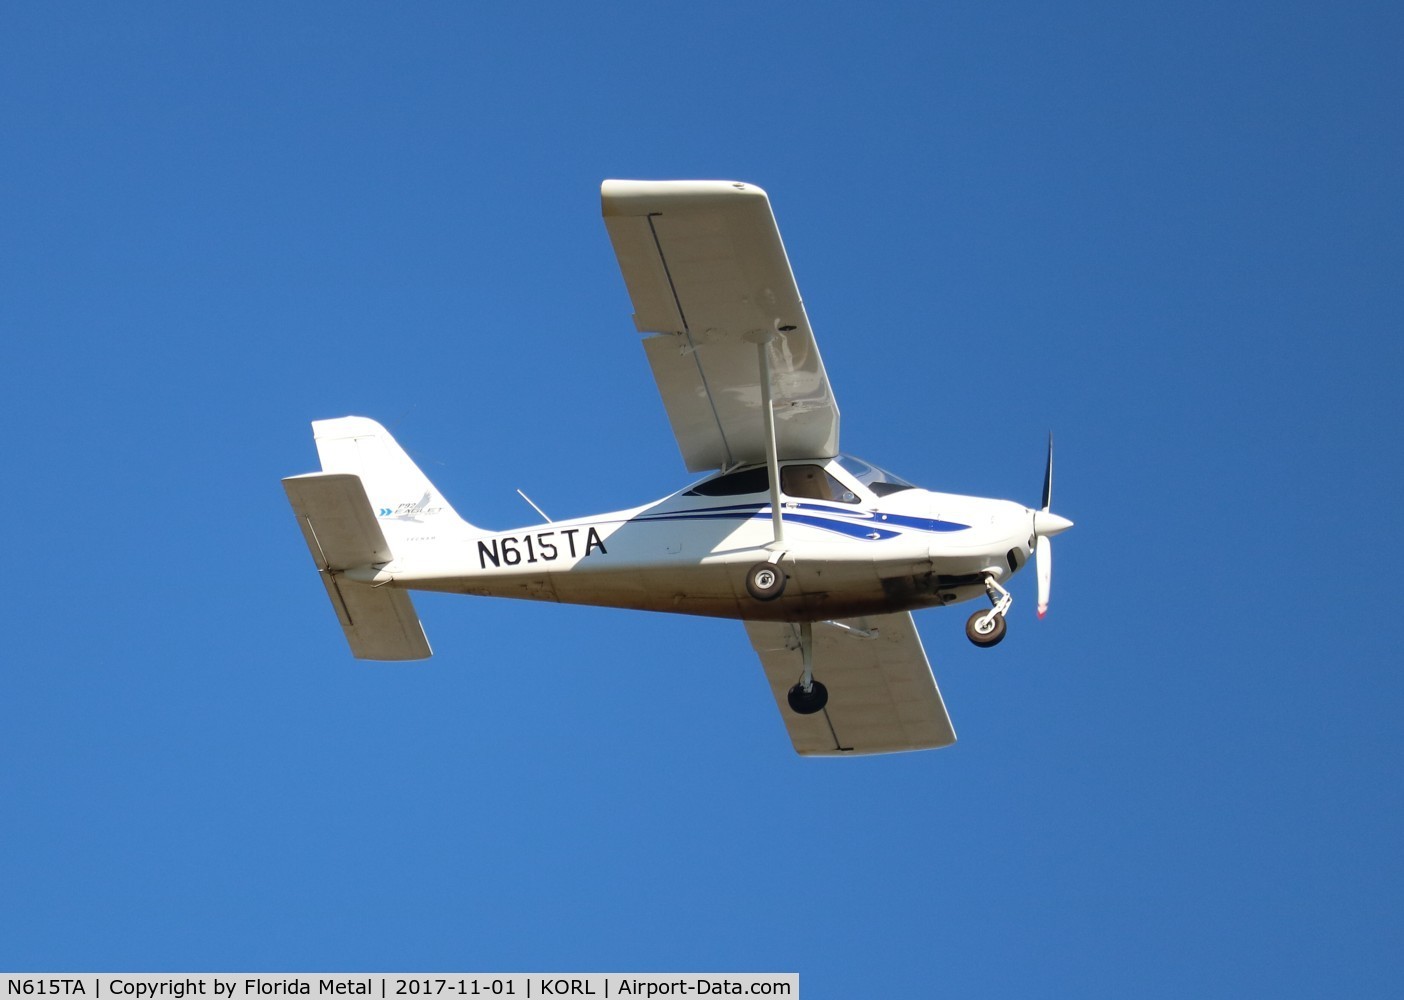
left=685, top=466, right=770, bottom=496
left=781, top=465, right=859, bottom=504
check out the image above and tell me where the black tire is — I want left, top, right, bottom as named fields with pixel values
left=787, top=680, right=829, bottom=715
left=746, top=562, right=786, bottom=601
left=965, top=609, right=1007, bottom=647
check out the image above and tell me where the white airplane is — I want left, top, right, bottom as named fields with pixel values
left=283, top=180, right=1073, bottom=756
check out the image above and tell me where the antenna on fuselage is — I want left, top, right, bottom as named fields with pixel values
left=515, top=489, right=553, bottom=523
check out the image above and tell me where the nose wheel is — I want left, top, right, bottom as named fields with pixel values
left=965, top=610, right=1007, bottom=647
left=965, top=575, right=1011, bottom=647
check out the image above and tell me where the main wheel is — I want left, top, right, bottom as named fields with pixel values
left=787, top=680, right=829, bottom=715
left=965, top=609, right=1007, bottom=647
left=746, top=562, right=787, bottom=601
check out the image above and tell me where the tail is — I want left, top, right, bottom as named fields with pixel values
left=282, top=416, right=473, bottom=662
left=311, top=416, right=476, bottom=543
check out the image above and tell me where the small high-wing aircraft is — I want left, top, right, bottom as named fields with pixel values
left=283, top=180, right=1073, bottom=755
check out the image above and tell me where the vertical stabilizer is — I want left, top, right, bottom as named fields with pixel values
left=283, top=415, right=473, bottom=661
left=311, top=416, right=475, bottom=539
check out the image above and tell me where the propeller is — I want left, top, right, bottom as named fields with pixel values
left=1032, top=433, right=1074, bottom=618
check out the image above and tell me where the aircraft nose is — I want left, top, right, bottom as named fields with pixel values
left=1033, top=511, right=1074, bottom=537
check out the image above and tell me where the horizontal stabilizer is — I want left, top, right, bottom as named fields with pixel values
left=283, top=472, right=431, bottom=661
left=283, top=473, right=391, bottom=570
left=311, top=572, right=431, bottom=661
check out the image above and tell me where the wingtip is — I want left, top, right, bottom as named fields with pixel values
left=600, top=179, right=768, bottom=216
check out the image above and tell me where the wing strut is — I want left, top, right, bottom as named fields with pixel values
left=757, top=331, right=786, bottom=547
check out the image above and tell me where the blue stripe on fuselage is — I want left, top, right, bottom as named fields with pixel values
left=631, top=501, right=968, bottom=540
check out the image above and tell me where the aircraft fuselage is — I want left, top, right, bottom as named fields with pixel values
left=358, top=461, right=1039, bottom=623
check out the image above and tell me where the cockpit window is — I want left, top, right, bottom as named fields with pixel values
left=836, top=455, right=917, bottom=496
left=781, top=465, right=860, bottom=504
left=685, top=466, right=770, bottom=496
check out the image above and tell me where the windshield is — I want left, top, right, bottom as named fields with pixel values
left=836, top=455, right=918, bottom=496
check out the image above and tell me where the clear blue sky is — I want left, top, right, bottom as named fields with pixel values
left=3, top=2, right=1401, bottom=995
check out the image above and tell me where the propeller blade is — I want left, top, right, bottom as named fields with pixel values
left=1036, top=533, right=1052, bottom=618
left=1041, top=432, right=1053, bottom=511
left=1035, top=433, right=1071, bottom=618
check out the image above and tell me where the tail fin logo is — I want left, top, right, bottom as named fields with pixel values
left=378, top=492, right=444, bottom=521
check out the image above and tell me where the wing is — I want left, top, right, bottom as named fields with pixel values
left=602, top=179, right=839, bottom=472
left=745, top=613, right=956, bottom=756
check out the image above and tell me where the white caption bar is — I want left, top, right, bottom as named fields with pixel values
left=2, top=976, right=798, bottom=1000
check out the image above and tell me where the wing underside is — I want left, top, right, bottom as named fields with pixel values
left=745, top=612, right=956, bottom=756
left=602, top=179, right=839, bottom=472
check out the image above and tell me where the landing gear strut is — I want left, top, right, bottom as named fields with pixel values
left=785, top=621, right=828, bottom=715
left=965, top=575, right=1011, bottom=648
